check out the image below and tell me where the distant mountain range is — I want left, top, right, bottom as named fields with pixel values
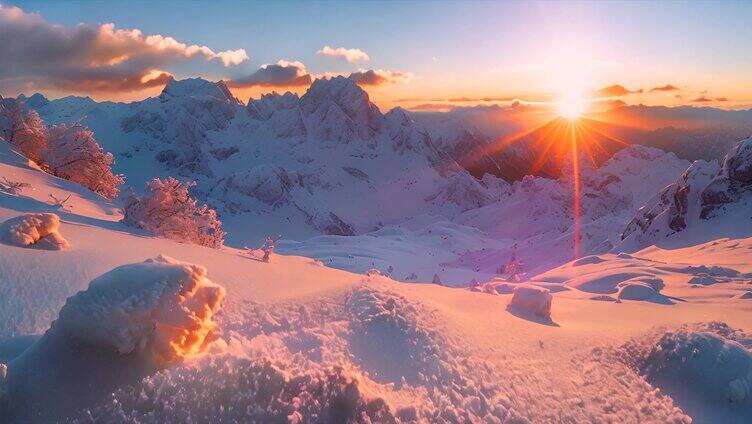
left=8, top=77, right=751, bottom=278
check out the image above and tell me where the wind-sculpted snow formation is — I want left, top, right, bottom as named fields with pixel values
left=1, top=255, right=224, bottom=422
left=55, top=255, right=225, bottom=362
left=1, top=213, right=69, bottom=250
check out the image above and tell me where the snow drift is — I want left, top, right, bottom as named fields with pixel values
left=1, top=213, right=69, bottom=250
left=637, top=326, right=752, bottom=422
left=2, top=255, right=225, bottom=422
left=55, top=254, right=225, bottom=362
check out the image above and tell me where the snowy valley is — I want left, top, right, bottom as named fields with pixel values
left=1, top=76, right=752, bottom=423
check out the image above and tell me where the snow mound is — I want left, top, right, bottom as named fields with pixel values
left=510, top=284, right=552, bottom=319
left=469, top=277, right=519, bottom=294
left=74, top=356, right=396, bottom=423
left=1, top=213, right=69, bottom=250
left=640, top=330, right=752, bottom=421
left=617, top=282, right=657, bottom=301
left=736, top=291, right=752, bottom=299
left=55, top=255, right=225, bottom=363
left=572, top=255, right=606, bottom=266
left=616, top=280, right=671, bottom=304
left=347, top=287, right=452, bottom=387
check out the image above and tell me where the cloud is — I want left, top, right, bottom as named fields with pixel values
left=395, top=94, right=549, bottom=104
left=348, top=69, right=414, bottom=85
left=0, top=5, right=248, bottom=94
left=394, top=97, right=447, bottom=103
left=690, top=95, right=727, bottom=102
left=407, top=103, right=455, bottom=112
left=215, top=49, right=250, bottom=67
left=595, top=84, right=643, bottom=97
left=650, top=84, right=680, bottom=92
left=447, top=96, right=518, bottom=102
left=317, top=45, right=370, bottom=63
left=228, top=60, right=312, bottom=87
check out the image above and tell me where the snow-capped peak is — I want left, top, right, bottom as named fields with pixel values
left=159, top=77, right=240, bottom=104
left=247, top=91, right=301, bottom=120
left=300, top=76, right=383, bottom=142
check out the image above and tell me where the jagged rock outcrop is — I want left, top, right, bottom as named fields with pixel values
left=620, top=160, right=718, bottom=244
left=619, top=136, right=752, bottom=249
left=247, top=92, right=306, bottom=139
left=226, top=165, right=293, bottom=207
left=700, top=136, right=752, bottom=218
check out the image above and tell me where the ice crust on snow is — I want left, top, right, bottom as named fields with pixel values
left=55, top=255, right=224, bottom=362
left=1, top=213, right=69, bottom=250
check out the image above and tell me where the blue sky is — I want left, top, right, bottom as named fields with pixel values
left=5, top=0, right=752, bottom=107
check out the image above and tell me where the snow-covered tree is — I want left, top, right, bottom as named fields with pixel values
left=0, top=99, right=46, bottom=165
left=123, top=177, right=225, bottom=248
left=45, top=123, right=124, bottom=199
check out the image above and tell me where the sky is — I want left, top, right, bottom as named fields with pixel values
left=2, top=0, right=752, bottom=110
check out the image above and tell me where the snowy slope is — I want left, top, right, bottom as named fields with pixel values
left=1, top=145, right=751, bottom=423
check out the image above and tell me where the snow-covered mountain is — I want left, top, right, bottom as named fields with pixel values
left=12, top=77, right=751, bottom=283
left=25, top=77, right=499, bottom=244
left=620, top=136, right=752, bottom=251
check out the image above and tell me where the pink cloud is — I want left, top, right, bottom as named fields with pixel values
left=0, top=5, right=248, bottom=93
left=228, top=60, right=312, bottom=87
left=348, top=69, right=413, bottom=86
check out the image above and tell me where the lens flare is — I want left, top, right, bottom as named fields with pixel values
left=557, top=95, right=585, bottom=120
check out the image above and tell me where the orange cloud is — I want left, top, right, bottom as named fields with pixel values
left=0, top=5, right=248, bottom=94
left=715, top=97, right=728, bottom=102
left=395, top=94, right=547, bottom=103
left=691, top=96, right=712, bottom=102
left=407, top=103, right=454, bottom=112
left=348, top=69, right=413, bottom=86
left=650, top=84, right=680, bottom=92
left=447, top=96, right=518, bottom=102
left=595, top=84, right=643, bottom=97
left=395, top=97, right=447, bottom=103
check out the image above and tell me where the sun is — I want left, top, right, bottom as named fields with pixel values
left=557, top=95, right=585, bottom=120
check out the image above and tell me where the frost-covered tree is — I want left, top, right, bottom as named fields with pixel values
left=45, top=124, right=124, bottom=199
left=0, top=99, right=46, bottom=165
left=123, top=177, right=225, bottom=248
